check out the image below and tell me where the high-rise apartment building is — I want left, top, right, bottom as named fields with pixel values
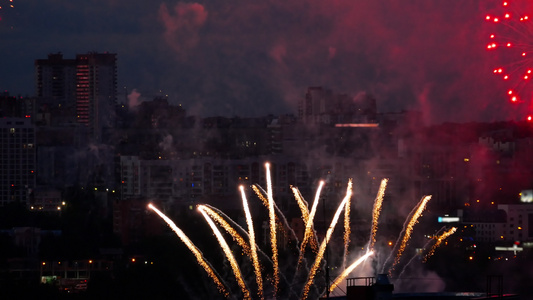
left=35, top=52, right=117, bottom=142
left=0, top=92, right=35, bottom=119
left=35, top=53, right=77, bottom=125
left=0, top=118, right=36, bottom=206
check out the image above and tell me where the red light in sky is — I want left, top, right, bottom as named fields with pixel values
left=486, top=1, right=533, bottom=118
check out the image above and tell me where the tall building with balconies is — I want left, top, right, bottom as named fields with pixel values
left=35, top=52, right=117, bottom=142
left=0, top=118, right=36, bottom=206
left=75, top=52, right=117, bottom=142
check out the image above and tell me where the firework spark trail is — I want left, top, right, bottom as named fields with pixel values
left=240, top=186, right=264, bottom=300
left=381, top=195, right=429, bottom=273
left=423, top=227, right=457, bottom=262
left=392, top=195, right=432, bottom=269
left=147, top=204, right=229, bottom=297
left=265, top=163, right=279, bottom=294
left=299, top=181, right=325, bottom=258
left=397, top=226, right=446, bottom=279
left=382, top=195, right=432, bottom=274
left=204, top=202, right=300, bottom=298
left=253, top=183, right=310, bottom=298
left=291, top=181, right=325, bottom=289
left=291, top=186, right=310, bottom=223
left=329, top=250, right=374, bottom=294
left=291, top=186, right=319, bottom=251
left=198, top=206, right=251, bottom=300
left=254, top=181, right=309, bottom=299
left=369, top=179, right=388, bottom=251
left=253, top=183, right=305, bottom=252
left=301, top=181, right=352, bottom=300
left=342, top=180, right=353, bottom=270
left=200, top=205, right=252, bottom=255
left=252, top=184, right=269, bottom=207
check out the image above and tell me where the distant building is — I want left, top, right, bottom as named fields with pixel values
left=0, top=92, right=35, bottom=118
left=112, top=197, right=163, bottom=245
left=132, top=97, right=187, bottom=129
left=119, top=156, right=142, bottom=200
left=29, top=187, right=63, bottom=212
left=35, top=52, right=117, bottom=142
left=498, top=203, right=533, bottom=242
left=116, top=156, right=313, bottom=212
left=298, top=87, right=377, bottom=125
left=464, top=209, right=506, bottom=243
left=0, top=118, right=36, bottom=206
left=35, top=53, right=77, bottom=125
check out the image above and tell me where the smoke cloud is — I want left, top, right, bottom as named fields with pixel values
left=127, top=89, right=143, bottom=111
left=159, top=2, right=208, bottom=58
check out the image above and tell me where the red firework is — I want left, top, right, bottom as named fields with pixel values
left=485, top=0, right=533, bottom=121
left=0, top=0, right=15, bottom=24
left=0, top=0, right=14, bottom=10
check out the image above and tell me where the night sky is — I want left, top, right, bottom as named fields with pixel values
left=0, top=0, right=525, bottom=123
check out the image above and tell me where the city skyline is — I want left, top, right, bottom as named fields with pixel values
left=0, top=0, right=527, bottom=123
left=1, top=2, right=533, bottom=297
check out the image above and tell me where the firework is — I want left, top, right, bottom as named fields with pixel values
left=198, top=206, right=251, bottom=299
left=342, top=182, right=352, bottom=270
left=294, top=180, right=324, bottom=275
left=397, top=226, right=447, bottom=279
left=300, top=181, right=324, bottom=254
left=301, top=179, right=352, bottom=300
left=252, top=184, right=269, bottom=206
left=0, top=0, right=15, bottom=10
left=392, top=195, right=431, bottom=271
left=149, top=163, right=434, bottom=299
left=265, top=162, right=280, bottom=294
left=198, top=204, right=252, bottom=256
left=291, top=186, right=309, bottom=223
left=199, top=204, right=297, bottom=298
left=329, top=250, right=374, bottom=294
left=423, top=227, right=457, bottom=262
left=240, top=185, right=264, bottom=299
left=369, top=178, right=388, bottom=251
left=291, top=185, right=319, bottom=251
left=382, top=195, right=432, bottom=274
left=147, top=204, right=229, bottom=297
left=253, top=183, right=305, bottom=253
left=485, top=0, right=533, bottom=119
